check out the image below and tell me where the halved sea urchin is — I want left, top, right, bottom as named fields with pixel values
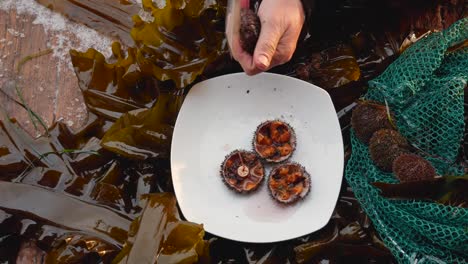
left=369, top=129, right=410, bottom=172
left=268, top=162, right=311, bottom=204
left=393, top=153, right=436, bottom=182
left=253, top=120, right=296, bottom=163
left=351, top=100, right=395, bottom=144
left=220, top=150, right=265, bottom=193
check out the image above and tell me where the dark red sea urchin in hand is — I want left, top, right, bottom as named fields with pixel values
left=240, top=8, right=261, bottom=55
left=393, top=153, right=437, bottom=182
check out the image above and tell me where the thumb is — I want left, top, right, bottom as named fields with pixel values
left=253, top=21, right=281, bottom=71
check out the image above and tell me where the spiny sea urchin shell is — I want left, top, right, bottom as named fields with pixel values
left=393, top=153, right=436, bottom=182
left=220, top=149, right=265, bottom=193
left=268, top=162, right=311, bottom=204
left=369, top=129, right=410, bottom=172
left=240, top=8, right=261, bottom=55
left=351, top=100, right=395, bottom=144
left=253, top=120, right=296, bottom=163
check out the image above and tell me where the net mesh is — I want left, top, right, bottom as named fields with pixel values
left=345, top=18, right=468, bottom=263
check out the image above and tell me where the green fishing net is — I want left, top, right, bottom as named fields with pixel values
left=345, top=17, right=468, bottom=264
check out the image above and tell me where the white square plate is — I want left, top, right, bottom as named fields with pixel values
left=171, top=72, right=344, bottom=243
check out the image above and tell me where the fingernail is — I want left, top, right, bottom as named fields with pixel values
left=258, top=55, right=269, bottom=69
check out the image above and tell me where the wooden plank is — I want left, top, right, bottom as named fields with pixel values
left=35, top=0, right=138, bottom=47
left=0, top=8, right=89, bottom=137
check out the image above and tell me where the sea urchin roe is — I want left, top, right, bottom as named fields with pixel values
left=221, top=150, right=265, bottom=193
left=254, top=120, right=296, bottom=163
left=268, top=163, right=310, bottom=204
left=393, top=153, right=436, bottom=182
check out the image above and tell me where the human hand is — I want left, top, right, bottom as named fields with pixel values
left=227, top=0, right=305, bottom=75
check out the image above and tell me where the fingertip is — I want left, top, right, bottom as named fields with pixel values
left=244, top=70, right=256, bottom=76
left=254, top=54, right=270, bottom=71
left=235, top=53, right=257, bottom=76
left=240, top=60, right=262, bottom=76
left=241, top=62, right=261, bottom=76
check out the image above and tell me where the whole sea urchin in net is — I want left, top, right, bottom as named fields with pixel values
left=369, top=129, right=410, bottom=172
left=351, top=100, right=395, bottom=144
left=393, top=153, right=437, bottom=182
